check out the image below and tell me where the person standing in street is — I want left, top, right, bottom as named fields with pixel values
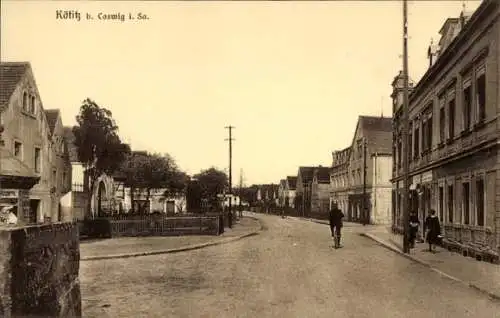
left=424, top=209, right=441, bottom=252
left=329, top=202, right=345, bottom=249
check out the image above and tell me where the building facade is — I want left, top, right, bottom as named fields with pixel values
left=330, top=147, right=351, bottom=214
left=310, top=166, right=332, bottom=219
left=284, top=176, right=297, bottom=209
left=392, top=0, right=500, bottom=262
left=347, top=116, right=393, bottom=225
left=0, top=62, right=71, bottom=224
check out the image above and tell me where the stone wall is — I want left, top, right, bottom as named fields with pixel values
left=0, top=222, right=81, bottom=317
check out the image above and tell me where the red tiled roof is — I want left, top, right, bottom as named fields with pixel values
left=0, top=62, right=30, bottom=111
left=44, top=109, right=60, bottom=135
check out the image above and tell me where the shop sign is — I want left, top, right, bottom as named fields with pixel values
left=421, top=171, right=433, bottom=183
left=0, top=189, right=19, bottom=199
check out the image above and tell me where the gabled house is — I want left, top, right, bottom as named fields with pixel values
left=347, top=115, right=393, bottom=224
left=285, top=176, right=297, bottom=209
left=295, top=166, right=315, bottom=217
left=0, top=62, right=71, bottom=224
left=310, top=166, right=332, bottom=219
left=278, top=179, right=287, bottom=207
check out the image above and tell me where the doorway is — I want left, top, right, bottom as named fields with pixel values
left=28, top=199, right=39, bottom=224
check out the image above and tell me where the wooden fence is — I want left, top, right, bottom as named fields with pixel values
left=79, top=215, right=222, bottom=238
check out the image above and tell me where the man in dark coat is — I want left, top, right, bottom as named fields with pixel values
left=424, top=209, right=441, bottom=252
left=329, top=202, right=345, bottom=248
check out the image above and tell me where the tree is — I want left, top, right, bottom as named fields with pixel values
left=72, top=98, right=130, bottom=214
left=120, top=152, right=188, bottom=213
left=193, top=167, right=228, bottom=210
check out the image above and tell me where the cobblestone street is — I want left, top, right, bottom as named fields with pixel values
left=80, top=213, right=500, bottom=317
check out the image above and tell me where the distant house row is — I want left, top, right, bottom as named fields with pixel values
left=265, top=116, right=393, bottom=224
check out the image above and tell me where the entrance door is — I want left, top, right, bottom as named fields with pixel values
left=28, top=199, right=39, bottom=224
left=166, top=201, right=175, bottom=214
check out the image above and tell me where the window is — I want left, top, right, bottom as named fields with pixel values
left=34, top=147, right=41, bottom=173
left=22, top=92, right=28, bottom=111
left=62, top=171, right=67, bottom=186
left=448, top=98, right=455, bottom=139
left=439, top=107, right=445, bottom=142
left=52, top=169, right=57, bottom=185
left=476, top=179, right=485, bottom=226
left=462, top=182, right=470, bottom=225
left=414, top=126, right=419, bottom=158
left=427, top=115, right=433, bottom=151
left=397, top=139, right=402, bottom=167
left=30, top=96, right=36, bottom=114
left=447, top=185, right=454, bottom=223
left=476, top=69, right=486, bottom=122
left=14, top=141, right=22, bottom=158
left=409, top=123, right=413, bottom=161
left=462, top=80, right=472, bottom=131
left=438, top=186, right=444, bottom=221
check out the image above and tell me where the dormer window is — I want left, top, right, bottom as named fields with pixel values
left=22, top=92, right=28, bottom=111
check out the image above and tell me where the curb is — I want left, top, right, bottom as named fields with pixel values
left=360, top=232, right=500, bottom=302
left=81, top=217, right=264, bottom=261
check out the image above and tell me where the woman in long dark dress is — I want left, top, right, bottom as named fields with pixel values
left=424, top=209, right=441, bottom=252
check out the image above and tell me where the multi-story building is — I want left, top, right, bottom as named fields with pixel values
left=295, top=167, right=314, bottom=217
left=347, top=116, right=393, bottom=224
left=391, top=0, right=499, bottom=262
left=284, top=176, right=297, bottom=209
left=310, top=166, right=332, bottom=219
left=330, top=146, right=351, bottom=214
left=0, top=62, right=71, bottom=224
left=278, top=179, right=287, bottom=207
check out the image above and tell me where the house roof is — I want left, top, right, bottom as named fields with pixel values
left=298, top=167, right=315, bottom=183
left=314, top=167, right=331, bottom=184
left=44, top=109, right=60, bottom=135
left=286, top=176, right=297, bottom=190
left=63, top=126, right=79, bottom=162
left=350, top=116, right=393, bottom=157
left=0, top=62, right=30, bottom=111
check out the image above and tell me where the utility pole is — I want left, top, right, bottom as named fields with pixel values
left=362, top=137, right=368, bottom=225
left=402, top=0, right=411, bottom=254
left=238, top=168, right=243, bottom=217
left=225, top=125, right=235, bottom=228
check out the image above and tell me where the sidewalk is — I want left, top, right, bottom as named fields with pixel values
left=80, top=216, right=262, bottom=261
left=362, top=227, right=500, bottom=301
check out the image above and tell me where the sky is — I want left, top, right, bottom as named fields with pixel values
left=1, top=0, right=481, bottom=185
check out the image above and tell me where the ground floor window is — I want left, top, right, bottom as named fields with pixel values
left=447, top=185, right=454, bottom=223
left=462, top=182, right=470, bottom=225
left=438, top=186, right=444, bottom=222
left=476, top=178, right=485, bottom=226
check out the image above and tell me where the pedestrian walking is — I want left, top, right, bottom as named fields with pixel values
left=408, top=210, right=420, bottom=249
left=424, top=209, right=441, bottom=252
left=329, top=202, right=345, bottom=249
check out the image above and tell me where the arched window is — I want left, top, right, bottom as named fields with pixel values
left=30, top=96, right=36, bottom=114
left=22, top=92, right=28, bottom=111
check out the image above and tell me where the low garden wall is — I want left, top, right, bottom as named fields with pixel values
left=80, top=215, right=223, bottom=238
left=0, top=222, right=81, bottom=317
